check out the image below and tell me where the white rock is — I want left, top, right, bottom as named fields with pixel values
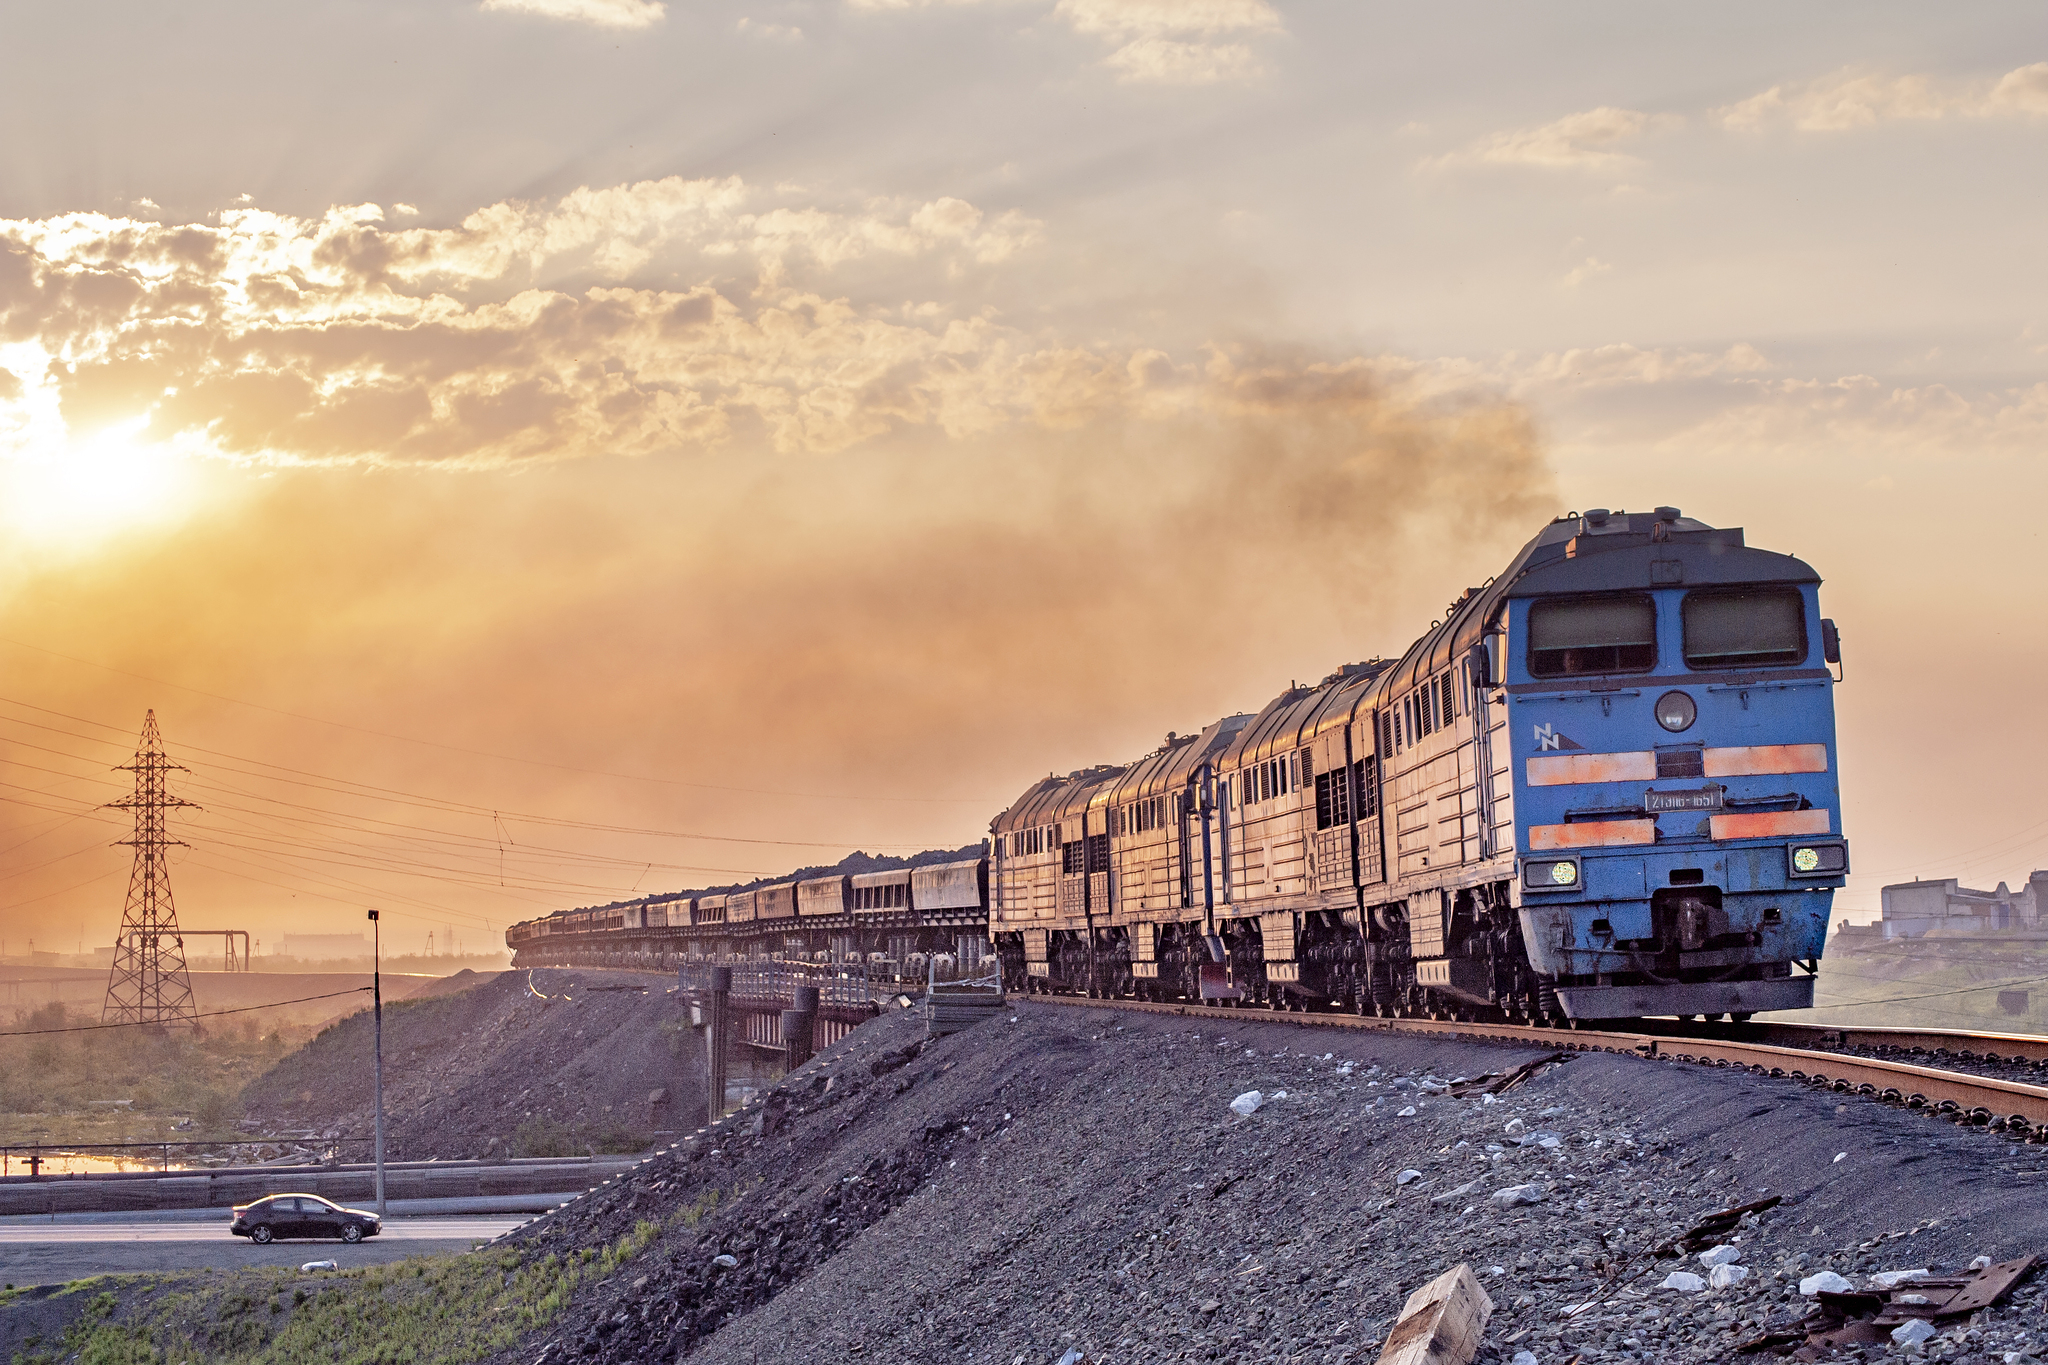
left=1869, top=1269, right=1931, bottom=1289
left=1697, top=1245, right=1742, bottom=1269
left=300, top=1259, right=338, bottom=1272
left=712, top=1254, right=739, bottom=1268
left=1832, top=1152, right=1847, bottom=1163
left=1397, top=1169, right=1423, bottom=1185
left=1709, top=1264, right=1748, bottom=1289
left=1660, top=1271, right=1706, bottom=1292
left=1800, top=1271, right=1854, bottom=1296
left=1539, top=1106, right=1568, bottom=1119
left=1272, top=1090, right=1289, bottom=1100
left=1491, top=1183, right=1545, bottom=1208
left=1891, top=1319, right=1937, bottom=1347
left=1511, top=1352, right=1540, bottom=1365
left=1504, top=1117, right=1526, bottom=1134
left=1481, top=1093, right=1500, bottom=1106
left=1229, top=1091, right=1264, bottom=1116
left=1970, top=1255, right=1993, bottom=1271
left=1056, top=1351, right=1085, bottom=1365
left=1397, top=1105, right=1418, bottom=1117
left=1430, top=1180, right=1479, bottom=1206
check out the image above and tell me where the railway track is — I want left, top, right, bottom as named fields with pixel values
left=1026, top=994, right=2048, bottom=1140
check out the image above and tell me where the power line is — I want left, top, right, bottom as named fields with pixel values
left=0, top=988, right=371, bottom=1036
left=0, top=701, right=963, bottom=850
left=0, top=643, right=994, bottom=803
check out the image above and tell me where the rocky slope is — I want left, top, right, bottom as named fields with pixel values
left=490, top=1000, right=2048, bottom=1365
left=238, top=968, right=700, bottom=1160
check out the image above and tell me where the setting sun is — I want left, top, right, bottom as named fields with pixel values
left=0, top=416, right=195, bottom=548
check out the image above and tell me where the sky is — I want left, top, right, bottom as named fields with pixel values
left=1, top=0, right=2044, bottom=956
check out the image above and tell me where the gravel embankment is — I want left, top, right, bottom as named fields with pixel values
left=493, top=999, right=2048, bottom=1365
left=239, top=968, right=699, bottom=1160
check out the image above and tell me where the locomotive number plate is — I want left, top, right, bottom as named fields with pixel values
left=1645, top=786, right=1723, bottom=813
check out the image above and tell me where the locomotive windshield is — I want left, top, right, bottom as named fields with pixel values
left=1682, top=588, right=1806, bottom=669
left=1526, top=594, right=1656, bottom=677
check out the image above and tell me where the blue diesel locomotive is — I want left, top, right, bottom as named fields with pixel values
left=988, top=507, right=1847, bottom=1022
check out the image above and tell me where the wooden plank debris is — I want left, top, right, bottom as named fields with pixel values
left=1376, top=1262, right=1494, bottom=1365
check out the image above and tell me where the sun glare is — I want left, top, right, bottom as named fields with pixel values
left=1, top=418, right=197, bottom=550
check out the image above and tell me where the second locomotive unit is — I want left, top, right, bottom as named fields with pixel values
left=988, top=507, right=1848, bottom=1022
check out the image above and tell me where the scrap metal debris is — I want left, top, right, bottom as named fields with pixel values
left=1653, top=1196, right=1784, bottom=1258
left=1446, top=1053, right=1571, bottom=1098
left=1736, top=1255, right=2037, bottom=1359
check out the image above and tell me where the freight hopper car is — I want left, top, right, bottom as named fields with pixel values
left=505, top=858, right=992, bottom=978
left=989, top=507, right=1849, bottom=1023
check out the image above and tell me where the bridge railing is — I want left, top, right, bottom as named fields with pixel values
left=677, top=959, right=874, bottom=1010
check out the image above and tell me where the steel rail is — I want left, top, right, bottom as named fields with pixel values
left=1025, top=994, right=2048, bottom=1137
left=1713, top=1020, right=2048, bottom=1066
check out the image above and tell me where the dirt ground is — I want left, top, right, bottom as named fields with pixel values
left=238, top=968, right=702, bottom=1161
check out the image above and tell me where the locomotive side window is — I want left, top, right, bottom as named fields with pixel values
left=1527, top=594, right=1657, bottom=677
left=1682, top=588, right=1807, bottom=669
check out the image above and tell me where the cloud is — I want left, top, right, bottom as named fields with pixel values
left=1439, top=61, right=2048, bottom=177
left=0, top=180, right=1059, bottom=468
left=0, top=178, right=1553, bottom=485
left=845, top=0, right=1282, bottom=84
left=1719, top=61, right=2048, bottom=132
left=479, top=0, right=665, bottom=27
left=1427, top=107, right=1679, bottom=172
left=736, top=17, right=803, bottom=40
left=1058, top=0, right=1282, bottom=83
left=1559, top=257, right=1612, bottom=289
left=1502, top=342, right=1773, bottom=392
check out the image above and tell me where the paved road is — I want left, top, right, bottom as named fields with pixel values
left=0, top=1217, right=530, bottom=1287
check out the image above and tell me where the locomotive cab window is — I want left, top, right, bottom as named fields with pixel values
left=1682, top=588, right=1807, bottom=669
left=1527, top=594, right=1656, bottom=677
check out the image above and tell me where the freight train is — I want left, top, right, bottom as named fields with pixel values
left=504, top=855, right=995, bottom=981
left=508, top=506, right=1848, bottom=1023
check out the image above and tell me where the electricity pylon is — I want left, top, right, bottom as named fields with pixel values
left=101, top=710, right=200, bottom=1027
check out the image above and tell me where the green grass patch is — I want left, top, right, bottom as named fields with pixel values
left=16, top=1222, right=665, bottom=1365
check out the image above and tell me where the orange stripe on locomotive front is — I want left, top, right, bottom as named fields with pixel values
left=1702, top=743, right=1829, bottom=778
left=1528, top=819, right=1657, bottom=849
left=1708, top=809, right=1831, bottom=840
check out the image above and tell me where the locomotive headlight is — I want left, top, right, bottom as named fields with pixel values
left=1654, top=690, right=1697, bottom=733
left=1523, top=858, right=1580, bottom=890
left=1787, top=842, right=1848, bottom=877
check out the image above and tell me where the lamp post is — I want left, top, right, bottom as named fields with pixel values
left=369, top=909, right=386, bottom=1217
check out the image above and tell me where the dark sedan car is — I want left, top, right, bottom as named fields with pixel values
left=229, top=1193, right=382, bottom=1243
